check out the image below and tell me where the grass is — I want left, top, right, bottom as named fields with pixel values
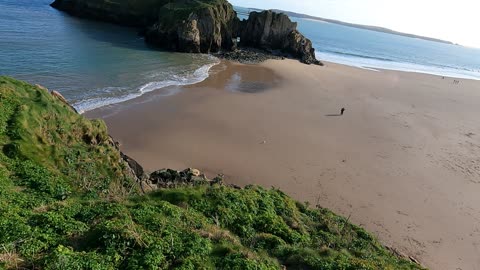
left=0, top=76, right=425, bottom=269
left=155, top=0, right=229, bottom=28
left=0, top=76, right=136, bottom=200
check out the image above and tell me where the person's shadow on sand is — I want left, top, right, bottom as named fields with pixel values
left=326, top=108, right=345, bottom=117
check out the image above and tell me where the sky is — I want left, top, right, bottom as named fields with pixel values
left=229, top=0, right=480, bottom=48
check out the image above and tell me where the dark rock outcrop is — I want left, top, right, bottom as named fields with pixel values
left=238, top=11, right=321, bottom=65
left=147, top=168, right=213, bottom=189
left=144, top=1, right=238, bottom=53
left=144, top=168, right=243, bottom=191
left=217, top=48, right=284, bottom=64
left=121, top=152, right=145, bottom=182
left=50, top=0, right=320, bottom=64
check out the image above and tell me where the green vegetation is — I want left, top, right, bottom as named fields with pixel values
left=0, top=76, right=136, bottom=200
left=0, top=76, right=424, bottom=269
left=156, top=0, right=227, bottom=28
left=126, top=0, right=224, bottom=19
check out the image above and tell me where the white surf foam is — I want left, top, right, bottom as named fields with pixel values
left=316, top=51, right=480, bottom=80
left=74, top=59, right=219, bottom=114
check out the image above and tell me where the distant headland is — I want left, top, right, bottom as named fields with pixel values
left=243, top=7, right=455, bottom=45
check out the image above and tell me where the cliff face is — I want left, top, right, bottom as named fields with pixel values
left=50, top=0, right=319, bottom=64
left=144, top=0, right=239, bottom=53
left=239, top=11, right=320, bottom=65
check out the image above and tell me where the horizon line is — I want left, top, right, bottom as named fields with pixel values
left=236, top=5, right=479, bottom=49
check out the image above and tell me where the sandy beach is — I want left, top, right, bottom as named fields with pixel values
left=87, top=59, right=480, bottom=270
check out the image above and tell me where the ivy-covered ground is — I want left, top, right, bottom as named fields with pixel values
left=0, top=77, right=424, bottom=269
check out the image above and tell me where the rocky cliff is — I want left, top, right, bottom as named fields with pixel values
left=144, top=0, right=238, bottom=53
left=50, top=0, right=319, bottom=64
left=239, top=11, right=320, bottom=64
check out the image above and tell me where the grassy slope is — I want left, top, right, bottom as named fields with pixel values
left=156, top=0, right=229, bottom=28
left=0, top=77, right=423, bottom=269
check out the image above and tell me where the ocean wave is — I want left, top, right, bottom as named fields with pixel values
left=321, top=49, right=395, bottom=63
left=74, top=60, right=219, bottom=113
left=316, top=51, right=480, bottom=80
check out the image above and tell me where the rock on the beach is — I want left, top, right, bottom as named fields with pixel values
left=218, top=48, right=283, bottom=64
left=239, top=10, right=321, bottom=65
left=191, top=168, right=201, bottom=177
left=287, top=30, right=323, bottom=65
left=177, top=17, right=201, bottom=53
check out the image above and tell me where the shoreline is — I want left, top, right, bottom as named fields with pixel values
left=78, top=56, right=479, bottom=114
left=87, top=59, right=480, bottom=270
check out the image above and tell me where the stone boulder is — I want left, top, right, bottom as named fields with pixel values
left=148, top=168, right=212, bottom=189
left=239, top=10, right=297, bottom=49
left=177, top=16, right=201, bottom=52
left=287, top=30, right=322, bottom=65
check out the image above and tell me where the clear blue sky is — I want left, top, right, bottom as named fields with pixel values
left=230, top=0, right=480, bottom=48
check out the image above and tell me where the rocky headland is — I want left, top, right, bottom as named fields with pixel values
left=50, top=0, right=321, bottom=64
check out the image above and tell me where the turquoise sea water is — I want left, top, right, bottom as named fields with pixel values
left=1, top=2, right=479, bottom=112
left=236, top=6, right=480, bottom=80
left=0, top=0, right=218, bottom=112
left=296, top=18, right=480, bottom=79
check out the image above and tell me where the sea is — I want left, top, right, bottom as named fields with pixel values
left=1, top=1, right=479, bottom=113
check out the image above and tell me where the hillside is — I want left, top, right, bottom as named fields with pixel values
left=0, top=76, right=423, bottom=269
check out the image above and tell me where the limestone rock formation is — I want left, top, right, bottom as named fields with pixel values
left=144, top=1, right=238, bottom=53
left=239, top=10, right=297, bottom=49
left=239, top=11, right=320, bottom=65
left=50, top=0, right=320, bottom=64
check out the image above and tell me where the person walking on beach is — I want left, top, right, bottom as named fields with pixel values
left=340, top=107, right=345, bottom=115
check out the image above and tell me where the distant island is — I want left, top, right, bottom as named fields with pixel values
left=243, top=7, right=455, bottom=45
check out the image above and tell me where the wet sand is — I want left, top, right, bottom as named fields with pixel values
left=87, top=60, right=480, bottom=270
